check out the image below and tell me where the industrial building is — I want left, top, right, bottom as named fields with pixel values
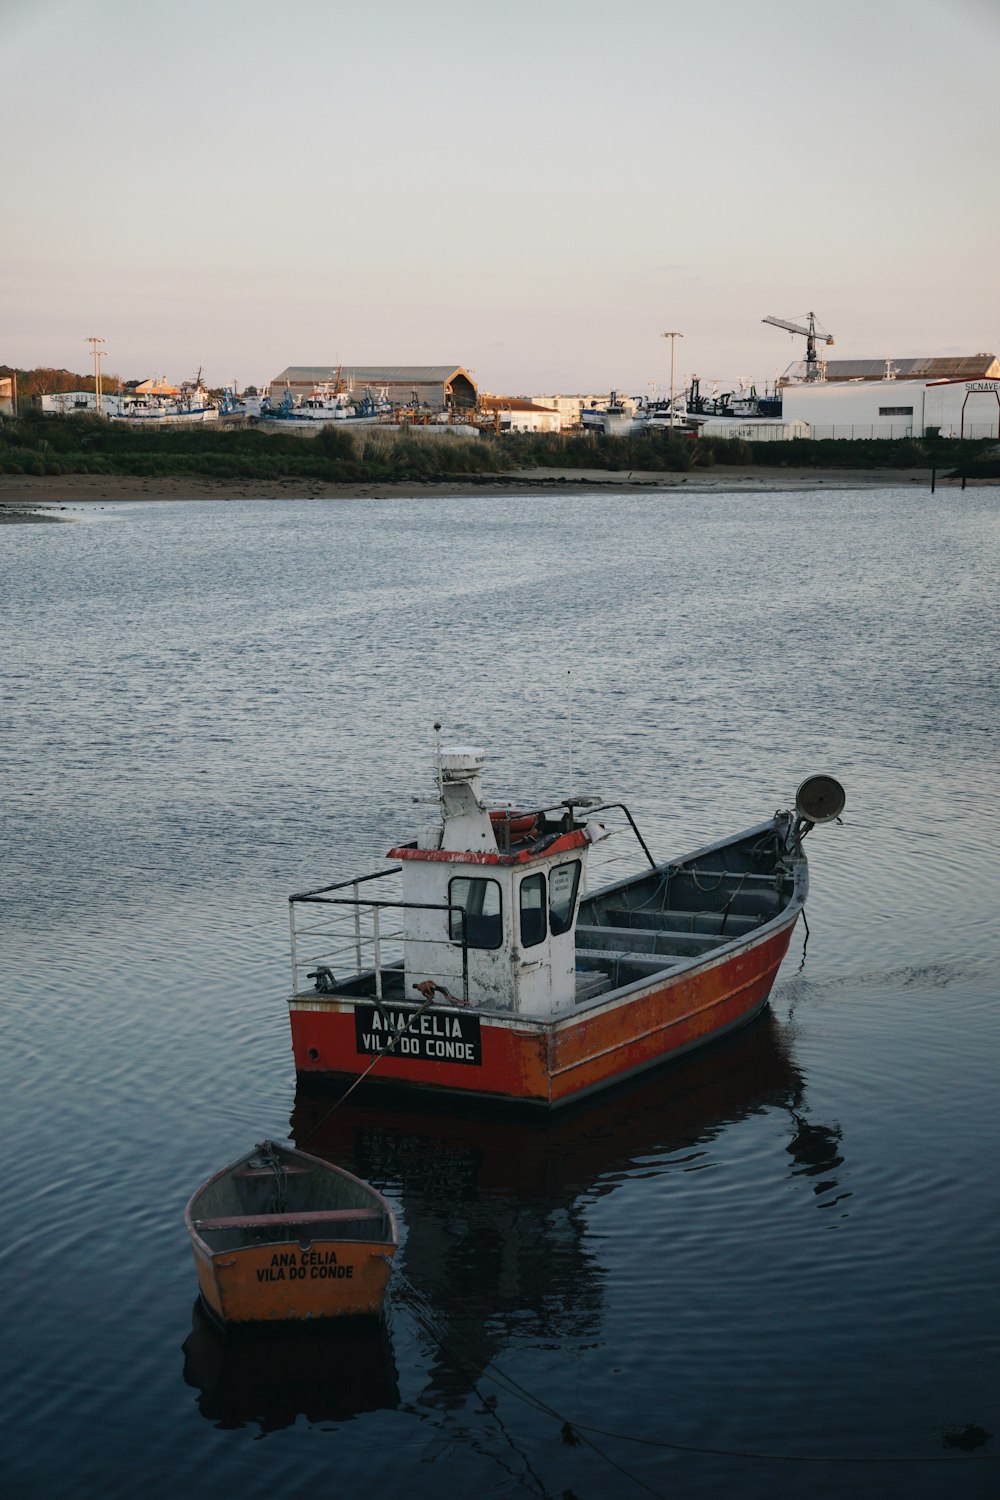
left=38, top=390, right=110, bottom=416
left=269, top=366, right=477, bottom=414
left=780, top=366, right=1000, bottom=440
left=479, top=396, right=560, bottom=433
left=521, top=394, right=626, bottom=430
left=778, top=354, right=1000, bottom=386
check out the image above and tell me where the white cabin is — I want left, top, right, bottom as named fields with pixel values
left=388, top=748, right=606, bottom=1018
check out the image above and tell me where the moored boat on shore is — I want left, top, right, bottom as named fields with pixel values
left=261, top=381, right=394, bottom=427
left=110, top=387, right=219, bottom=425
left=287, top=741, right=844, bottom=1110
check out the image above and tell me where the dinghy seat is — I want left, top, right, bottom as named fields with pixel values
left=194, top=1207, right=387, bottom=1231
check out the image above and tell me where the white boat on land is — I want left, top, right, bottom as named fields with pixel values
left=217, top=388, right=265, bottom=422
left=285, top=383, right=355, bottom=421
left=263, top=382, right=394, bottom=428
left=110, top=386, right=219, bottom=425
left=581, top=393, right=640, bottom=436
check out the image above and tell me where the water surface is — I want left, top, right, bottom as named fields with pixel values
left=2, top=485, right=997, bottom=1498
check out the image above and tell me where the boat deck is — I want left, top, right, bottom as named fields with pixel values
left=289, top=820, right=803, bottom=1019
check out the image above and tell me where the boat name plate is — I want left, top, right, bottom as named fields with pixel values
left=354, top=1006, right=482, bottom=1066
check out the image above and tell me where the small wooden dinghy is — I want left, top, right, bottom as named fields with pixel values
left=185, top=1140, right=398, bottom=1326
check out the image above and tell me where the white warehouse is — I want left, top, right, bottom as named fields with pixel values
left=781, top=370, right=1000, bottom=440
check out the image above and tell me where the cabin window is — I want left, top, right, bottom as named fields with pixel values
left=519, top=873, right=546, bottom=948
left=549, top=860, right=581, bottom=936
left=449, top=877, right=502, bottom=949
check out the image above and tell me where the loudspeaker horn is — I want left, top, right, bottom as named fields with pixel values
left=795, top=774, right=846, bottom=824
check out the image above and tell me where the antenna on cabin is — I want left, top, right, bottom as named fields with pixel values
left=566, top=671, right=574, bottom=801
left=433, top=721, right=443, bottom=799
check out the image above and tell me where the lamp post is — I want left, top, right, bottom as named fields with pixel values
left=86, top=336, right=107, bottom=416
left=661, top=331, right=683, bottom=428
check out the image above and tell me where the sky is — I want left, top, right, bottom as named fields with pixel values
left=2, top=0, right=999, bottom=397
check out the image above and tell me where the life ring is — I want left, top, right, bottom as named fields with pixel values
left=490, top=810, right=538, bottom=840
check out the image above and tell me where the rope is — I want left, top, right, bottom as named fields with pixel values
left=241, top=1139, right=290, bottom=1243
left=391, top=1270, right=997, bottom=1474
left=295, top=994, right=437, bottom=1152
left=253, top=1140, right=288, bottom=1217
left=394, top=1272, right=671, bottom=1499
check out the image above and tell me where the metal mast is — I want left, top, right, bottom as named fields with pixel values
left=661, top=330, right=684, bottom=426
left=86, top=336, right=107, bottom=414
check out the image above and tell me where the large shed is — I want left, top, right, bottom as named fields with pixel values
left=778, top=353, right=1000, bottom=386
left=480, top=396, right=560, bottom=433
left=781, top=374, right=1000, bottom=439
left=270, top=366, right=477, bottom=413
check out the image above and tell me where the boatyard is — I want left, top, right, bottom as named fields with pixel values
left=10, top=342, right=1000, bottom=443
left=4, top=330, right=1000, bottom=511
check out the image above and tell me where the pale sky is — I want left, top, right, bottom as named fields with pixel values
left=3, top=0, right=998, bottom=396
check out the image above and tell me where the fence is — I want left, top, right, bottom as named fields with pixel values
left=807, top=422, right=1000, bottom=441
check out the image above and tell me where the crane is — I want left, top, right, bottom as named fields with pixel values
left=762, top=311, right=834, bottom=381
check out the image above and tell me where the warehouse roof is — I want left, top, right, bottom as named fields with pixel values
left=272, top=365, right=474, bottom=386
left=780, top=354, right=1000, bottom=384
left=480, top=396, right=557, bottom=413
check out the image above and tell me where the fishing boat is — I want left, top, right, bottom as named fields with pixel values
left=580, top=391, right=640, bottom=436
left=110, top=391, right=219, bottom=425
left=287, top=740, right=844, bottom=1110
left=285, top=381, right=355, bottom=420
left=185, top=1140, right=398, bottom=1326
left=262, top=379, right=393, bottom=427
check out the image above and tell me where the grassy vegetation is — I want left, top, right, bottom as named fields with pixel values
left=507, top=429, right=998, bottom=474
left=0, top=412, right=508, bottom=482
left=0, top=410, right=995, bottom=483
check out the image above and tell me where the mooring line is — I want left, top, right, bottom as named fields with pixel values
left=392, top=1271, right=996, bottom=1471
left=295, top=994, right=436, bottom=1151
left=394, top=1271, right=673, bottom=1499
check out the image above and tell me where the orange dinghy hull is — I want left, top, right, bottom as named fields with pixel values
left=184, top=1141, right=398, bottom=1327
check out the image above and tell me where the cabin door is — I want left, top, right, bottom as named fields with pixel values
left=511, top=863, right=582, bottom=1017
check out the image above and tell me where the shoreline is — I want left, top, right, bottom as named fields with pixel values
left=0, top=465, right=986, bottom=517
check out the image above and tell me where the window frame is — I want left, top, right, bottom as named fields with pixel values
left=448, top=875, right=504, bottom=950
left=548, top=859, right=582, bottom=937
left=518, top=871, right=547, bottom=949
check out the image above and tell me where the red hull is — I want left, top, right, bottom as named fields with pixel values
left=289, top=918, right=798, bottom=1109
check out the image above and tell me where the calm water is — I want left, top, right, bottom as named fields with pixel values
left=2, top=485, right=998, bottom=1499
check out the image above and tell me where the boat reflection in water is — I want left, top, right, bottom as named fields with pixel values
left=181, top=1299, right=399, bottom=1432
left=291, top=1009, right=846, bottom=1408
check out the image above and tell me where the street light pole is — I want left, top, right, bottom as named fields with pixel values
left=661, top=331, right=683, bottom=428
left=86, top=336, right=106, bottom=415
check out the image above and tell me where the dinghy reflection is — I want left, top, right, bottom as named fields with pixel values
left=291, top=1009, right=842, bottom=1406
left=181, top=1298, right=399, bottom=1432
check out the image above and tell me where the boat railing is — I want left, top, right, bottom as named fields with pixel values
left=569, top=803, right=661, bottom=897
left=289, top=867, right=471, bottom=1003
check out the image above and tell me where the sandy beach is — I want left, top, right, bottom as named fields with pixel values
left=0, top=465, right=971, bottom=519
